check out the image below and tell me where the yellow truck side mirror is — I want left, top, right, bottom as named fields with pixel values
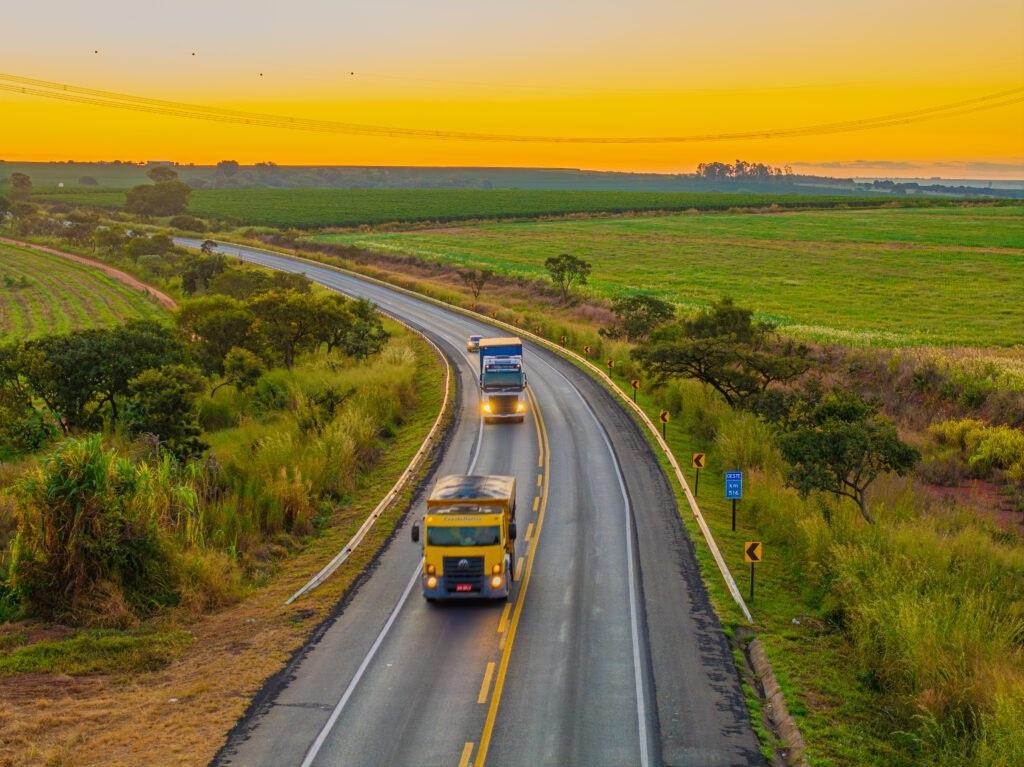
left=411, top=522, right=420, bottom=543
left=509, top=522, right=517, bottom=541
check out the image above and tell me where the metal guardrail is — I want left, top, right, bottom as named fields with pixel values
left=201, top=239, right=752, bottom=622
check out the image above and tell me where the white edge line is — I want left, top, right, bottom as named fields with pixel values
left=180, top=237, right=752, bottom=621
left=534, top=356, right=650, bottom=767
left=298, top=563, right=422, bottom=767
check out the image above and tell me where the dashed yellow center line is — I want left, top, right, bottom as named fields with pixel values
left=532, top=496, right=540, bottom=513
left=458, top=741, right=474, bottom=767
left=476, top=385, right=551, bottom=766
left=477, top=661, right=496, bottom=704
left=497, top=603, right=511, bottom=634
left=524, top=522, right=535, bottom=542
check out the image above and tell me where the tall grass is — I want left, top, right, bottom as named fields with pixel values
left=2, top=336, right=422, bottom=624
left=652, top=377, right=1024, bottom=764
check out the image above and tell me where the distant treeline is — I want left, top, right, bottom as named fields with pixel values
left=3, top=159, right=1021, bottom=198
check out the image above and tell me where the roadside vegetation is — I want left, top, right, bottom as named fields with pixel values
left=4, top=180, right=1022, bottom=765
left=239, top=223, right=1023, bottom=766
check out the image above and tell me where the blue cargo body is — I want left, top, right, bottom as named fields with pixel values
left=478, top=337, right=523, bottom=378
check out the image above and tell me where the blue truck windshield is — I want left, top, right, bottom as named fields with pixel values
left=427, top=526, right=501, bottom=546
left=482, top=369, right=524, bottom=388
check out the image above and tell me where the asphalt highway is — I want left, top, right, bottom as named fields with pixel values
left=176, top=239, right=762, bottom=767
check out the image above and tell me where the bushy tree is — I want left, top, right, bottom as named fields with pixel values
left=544, top=254, right=592, bottom=302
left=176, top=296, right=254, bottom=374
left=634, top=297, right=810, bottom=408
left=602, top=294, right=675, bottom=341
left=127, top=364, right=207, bottom=458
left=248, top=289, right=323, bottom=368
left=94, top=225, right=129, bottom=253
left=211, top=347, right=264, bottom=394
left=126, top=169, right=190, bottom=216
left=779, top=392, right=919, bottom=523
left=9, top=172, right=32, bottom=200
left=168, top=215, right=206, bottom=233
left=180, top=254, right=227, bottom=294
left=333, top=296, right=389, bottom=360
left=126, top=233, right=174, bottom=258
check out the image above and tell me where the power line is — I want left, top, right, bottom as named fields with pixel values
left=0, top=72, right=1020, bottom=144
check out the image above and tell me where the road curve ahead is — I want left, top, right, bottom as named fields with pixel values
left=177, top=239, right=762, bottom=767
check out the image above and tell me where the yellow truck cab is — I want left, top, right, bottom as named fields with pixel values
left=411, top=475, right=517, bottom=601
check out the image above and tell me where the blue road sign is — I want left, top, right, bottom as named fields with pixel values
left=725, top=470, right=743, bottom=500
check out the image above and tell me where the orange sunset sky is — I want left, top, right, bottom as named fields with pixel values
left=2, top=0, right=1023, bottom=177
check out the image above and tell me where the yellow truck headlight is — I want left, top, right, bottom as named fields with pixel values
left=483, top=403, right=492, bottom=413
left=426, top=564, right=436, bottom=575
left=426, top=575, right=438, bottom=589
left=516, top=402, right=526, bottom=412
left=491, top=564, right=502, bottom=575
left=490, top=575, right=503, bottom=589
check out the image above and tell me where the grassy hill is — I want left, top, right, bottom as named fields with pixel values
left=0, top=241, right=166, bottom=338
left=314, top=205, right=1024, bottom=347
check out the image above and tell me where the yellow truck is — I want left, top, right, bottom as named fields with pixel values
left=411, top=475, right=517, bottom=601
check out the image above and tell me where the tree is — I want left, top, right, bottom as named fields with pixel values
left=126, top=233, right=174, bottom=258
left=126, top=364, right=207, bottom=458
left=0, top=195, right=10, bottom=218
left=206, top=265, right=271, bottom=298
left=200, top=239, right=218, bottom=255
left=211, top=347, right=264, bottom=394
left=601, top=294, right=675, bottom=342
left=544, top=254, right=591, bottom=302
left=79, top=176, right=99, bottom=186
left=248, top=289, right=323, bottom=368
left=216, top=160, right=240, bottom=177
left=126, top=170, right=190, bottom=216
left=180, top=254, right=227, bottom=294
left=175, top=295, right=254, bottom=374
left=459, top=268, right=494, bottom=301
left=778, top=392, right=919, bottom=524
left=94, top=225, right=129, bottom=253
left=633, top=297, right=811, bottom=408
left=168, top=215, right=206, bottom=233
left=146, top=166, right=179, bottom=184
left=335, top=296, right=387, bottom=360
left=9, top=172, right=32, bottom=200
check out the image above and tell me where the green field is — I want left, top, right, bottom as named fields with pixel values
left=315, top=205, right=1024, bottom=347
left=33, top=187, right=938, bottom=228
left=0, top=242, right=166, bottom=338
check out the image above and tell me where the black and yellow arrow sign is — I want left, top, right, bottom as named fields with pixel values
left=630, top=379, right=640, bottom=390
left=744, top=541, right=762, bottom=563
left=692, top=452, right=705, bottom=469
left=659, top=410, right=670, bottom=423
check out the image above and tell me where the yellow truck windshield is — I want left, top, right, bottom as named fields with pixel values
left=427, top=526, right=500, bottom=546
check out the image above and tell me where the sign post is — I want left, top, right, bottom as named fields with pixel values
left=559, top=335, right=567, bottom=345
left=583, top=344, right=592, bottom=357
left=630, top=378, right=640, bottom=402
left=659, top=410, right=669, bottom=440
left=725, top=470, right=743, bottom=531
left=691, top=452, right=705, bottom=495
left=744, top=541, right=762, bottom=602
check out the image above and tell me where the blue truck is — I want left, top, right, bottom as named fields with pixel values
left=478, top=337, right=527, bottom=423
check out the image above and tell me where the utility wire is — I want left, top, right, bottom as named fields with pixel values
left=1, top=72, right=1020, bottom=144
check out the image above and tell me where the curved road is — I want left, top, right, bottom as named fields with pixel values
left=177, top=239, right=761, bottom=767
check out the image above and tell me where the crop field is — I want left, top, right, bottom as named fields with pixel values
left=315, top=205, right=1024, bottom=347
left=32, top=187, right=929, bottom=228
left=0, top=242, right=166, bottom=338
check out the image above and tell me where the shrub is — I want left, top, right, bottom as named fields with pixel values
left=8, top=436, right=178, bottom=623
left=168, top=215, right=206, bottom=233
